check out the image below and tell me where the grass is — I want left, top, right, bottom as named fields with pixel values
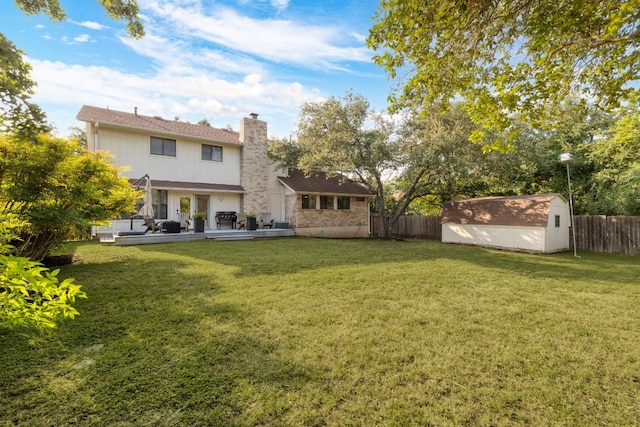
left=1, top=238, right=640, bottom=426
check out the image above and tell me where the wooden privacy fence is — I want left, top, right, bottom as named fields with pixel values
left=370, top=215, right=442, bottom=240
left=573, top=216, right=640, bottom=256
left=371, top=215, right=640, bottom=255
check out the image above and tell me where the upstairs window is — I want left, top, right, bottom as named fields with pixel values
left=337, top=196, right=350, bottom=210
left=150, top=137, right=176, bottom=157
left=555, top=215, right=561, bottom=227
left=320, top=195, right=334, bottom=209
left=202, top=144, right=223, bottom=162
left=301, top=194, right=316, bottom=209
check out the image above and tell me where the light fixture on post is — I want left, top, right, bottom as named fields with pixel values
left=559, top=152, right=578, bottom=257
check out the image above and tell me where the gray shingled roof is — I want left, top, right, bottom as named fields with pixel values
left=441, top=194, right=565, bottom=227
left=77, top=105, right=241, bottom=144
left=278, top=169, right=373, bottom=196
left=129, top=179, right=243, bottom=193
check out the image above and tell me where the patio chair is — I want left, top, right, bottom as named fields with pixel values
left=142, top=216, right=163, bottom=233
left=259, top=213, right=274, bottom=229
left=236, top=214, right=246, bottom=230
left=179, top=212, right=190, bottom=231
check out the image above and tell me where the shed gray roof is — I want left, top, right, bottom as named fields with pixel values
left=278, top=169, right=373, bottom=196
left=77, top=105, right=240, bottom=144
left=441, top=194, right=566, bottom=227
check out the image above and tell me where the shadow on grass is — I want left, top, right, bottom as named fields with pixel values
left=3, top=238, right=638, bottom=424
left=143, top=237, right=640, bottom=288
left=0, top=254, right=316, bottom=425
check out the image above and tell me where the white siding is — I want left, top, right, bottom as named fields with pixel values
left=95, top=126, right=241, bottom=184
left=443, top=224, right=546, bottom=252
left=545, top=197, right=570, bottom=252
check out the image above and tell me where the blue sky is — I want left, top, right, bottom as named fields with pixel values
left=1, top=0, right=391, bottom=138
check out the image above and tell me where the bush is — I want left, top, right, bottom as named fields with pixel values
left=0, top=133, right=141, bottom=260
left=0, top=215, right=86, bottom=329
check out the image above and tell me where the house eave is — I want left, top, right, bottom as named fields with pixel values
left=130, top=179, right=244, bottom=193
left=84, top=120, right=243, bottom=146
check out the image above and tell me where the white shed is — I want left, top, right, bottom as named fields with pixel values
left=441, top=194, right=570, bottom=253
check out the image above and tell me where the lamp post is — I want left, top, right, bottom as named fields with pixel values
left=559, top=152, right=578, bottom=257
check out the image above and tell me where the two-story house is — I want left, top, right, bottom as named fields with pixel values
left=77, top=105, right=372, bottom=238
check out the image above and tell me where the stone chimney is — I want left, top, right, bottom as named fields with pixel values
left=239, top=114, right=268, bottom=214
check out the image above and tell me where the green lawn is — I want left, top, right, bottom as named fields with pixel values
left=2, top=238, right=639, bottom=426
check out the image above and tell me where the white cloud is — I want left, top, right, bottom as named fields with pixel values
left=74, top=21, right=108, bottom=31
left=74, top=34, right=91, bottom=43
left=139, top=1, right=370, bottom=68
left=270, top=0, right=290, bottom=11
left=27, top=57, right=321, bottom=137
left=118, top=32, right=265, bottom=75
left=349, top=31, right=367, bottom=44
left=61, top=34, right=91, bottom=44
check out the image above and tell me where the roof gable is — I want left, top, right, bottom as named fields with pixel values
left=442, top=194, right=566, bottom=227
left=77, top=105, right=240, bottom=144
left=278, top=169, right=373, bottom=196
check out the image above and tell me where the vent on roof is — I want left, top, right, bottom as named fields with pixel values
left=153, top=115, right=164, bottom=121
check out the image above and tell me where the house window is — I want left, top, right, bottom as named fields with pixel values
left=150, top=137, right=176, bottom=157
left=134, top=189, right=168, bottom=219
left=337, top=196, right=350, bottom=210
left=202, top=144, right=223, bottom=162
left=320, top=195, right=334, bottom=209
left=555, top=215, right=561, bottom=227
left=301, top=194, right=316, bottom=209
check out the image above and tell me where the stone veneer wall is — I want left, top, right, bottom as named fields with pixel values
left=284, top=193, right=298, bottom=227
left=239, top=115, right=269, bottom=215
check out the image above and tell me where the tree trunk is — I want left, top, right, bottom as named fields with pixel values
left=376, top=192, right=393, bottom=239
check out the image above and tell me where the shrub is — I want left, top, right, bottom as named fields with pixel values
left=0, top=212, right=86, bottom=329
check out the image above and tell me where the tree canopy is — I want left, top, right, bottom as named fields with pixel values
left=367, top=0, right=640, bottom=149
left=0, top=34, right=50, bottom=138
left=13, top=0, right=144, bottom=39
left=269, top=93, right=489, bottom=237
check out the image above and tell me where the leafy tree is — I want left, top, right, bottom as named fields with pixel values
left=68, top=126, right=87, bottom=148
left=0, top=134, right=141, bottom=261
left=0, top=33, right=51, bottom=139
left=285, top=93, right=402, bottom=238
left=580, top=100, right=640, bottom=215
left=367, top=0, right=640, bottom=150
left=270, top=93, right=486, bottom=238
left=13, top=0, right=144, bottom=39
left=0, top=212, right=86, bottom=329
left=477, top=101, right=614, bottom=213
left=395, top=104, right=490, bottom=204
left=268, top=136, right=306, bottom=171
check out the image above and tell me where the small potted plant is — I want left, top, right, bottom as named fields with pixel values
left=243, top=212, right=257, bottom=230
left=192, top=212, right=206, bottom=233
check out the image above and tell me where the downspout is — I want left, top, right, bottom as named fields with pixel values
left=93, top=122, right=99, bottom=151
left=91, top=122, right=100, bottom=238
left=368, top=198, right=371, bottom=237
